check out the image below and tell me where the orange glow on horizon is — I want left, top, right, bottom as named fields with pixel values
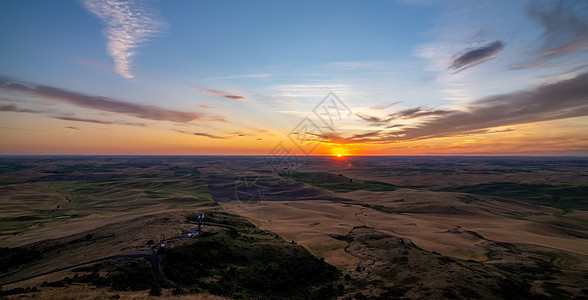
left=322, top=145, right=355, bottom=157
left=1, top=114, right=586, bottom=156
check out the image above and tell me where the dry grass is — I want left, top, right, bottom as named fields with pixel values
left=222, top=201, right=361, bottom=269
left=222, top=188, right=588, bottom=268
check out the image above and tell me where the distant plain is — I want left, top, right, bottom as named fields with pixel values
left=1, top=156, right=587, bottom=299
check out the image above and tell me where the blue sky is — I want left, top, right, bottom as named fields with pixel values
left=1, top=0, right=587, bottom=155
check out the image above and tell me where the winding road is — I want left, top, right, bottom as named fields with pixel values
left=3, top=226, right=202, bottom=286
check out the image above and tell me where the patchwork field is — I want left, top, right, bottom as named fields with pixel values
left=1, top=156, right=587, bottom=299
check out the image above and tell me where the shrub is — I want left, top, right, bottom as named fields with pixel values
left=149, top=283, right=162, bottom=296
left=0, top=247, right=41, bottom=272
left=108, top=261, right=157, bottom=291
left=172, top=287, right=185, bottom=295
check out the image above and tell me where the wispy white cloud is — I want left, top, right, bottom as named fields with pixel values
left=81, top=0, right=166, bottom=79
left=273, top=98, right=298, bottom=105
left=266, top=83, right=357, bottom=99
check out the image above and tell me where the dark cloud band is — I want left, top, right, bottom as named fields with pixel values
left=351, top=72, right=588, bottom=143
left=449, top=41, right=504, bottom=71
left=0, top=77, right=224, bottom=123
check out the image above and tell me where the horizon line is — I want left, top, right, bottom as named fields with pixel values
left=1, top=154, right=587, bottom=158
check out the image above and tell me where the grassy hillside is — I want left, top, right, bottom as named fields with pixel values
left=162, top=211, right=342, bottom=299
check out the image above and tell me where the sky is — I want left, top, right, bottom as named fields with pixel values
left=1, top=0, right=587, bottom=156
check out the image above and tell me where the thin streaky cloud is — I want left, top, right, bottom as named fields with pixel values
left=228, top=131, right=264, bottom=137
left=230, top=131, right=250, bottom=137
left=193, top=132, right=227, bottom=139
left=386, top=124, right=404, bottom=129
left=356, top=107, right=450, bottom=125
left=369, top=101, right=401, bottom=110
left=55, top=116, right=114, bottom=124
left=510, top=63, right=545, bottom=70
left=207, top=115, right=227, bottom=123
left=390, top=107, right=452, bottom=119
left=54, top=116, right=146, bottom=127
left=0, top=77, right=224, bottom=123
left=81, top=0, right=166, bottom=79
left=538, top=64, right=588, bottom=79
left=0, top=101, right=145, bottom=127
left=223, top=95, right=246, bottom=100
left=350, top=131, right=383, bottom=140
left=198, top=88, right=246, bottom=100
left=356, top=113, right=388, bottom=124
left=0, top=102, right=43, bottom=113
